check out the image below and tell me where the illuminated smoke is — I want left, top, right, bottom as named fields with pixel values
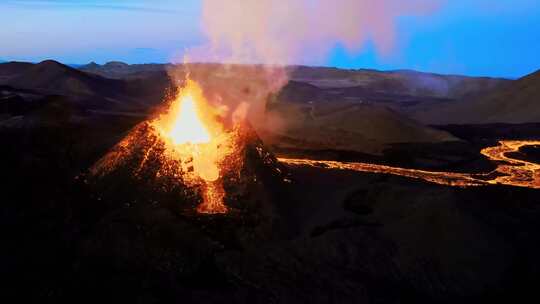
left=170, top=0, right=442, bottom=131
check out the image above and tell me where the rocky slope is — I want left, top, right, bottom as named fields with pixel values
left=264, top=100, right=457, bottom=154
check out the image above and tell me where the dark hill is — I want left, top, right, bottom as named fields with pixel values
left=0, top=61, right=34, bottom=78
left=274, top=80, right=326, bottom=103
left=6, top=60, right=127, bottom=97
left=80, top=61, right=100, bottom=70
left=104, top=61, right=130, bottom=69
left=264, top=101, right=457, bottom=154
left=0, top=60, right=172, bottom=113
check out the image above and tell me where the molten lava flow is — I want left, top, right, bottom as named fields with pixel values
left=152, top=79, right=232, bottom=214
left=480, top=140, right=540, bottom=188
left=279, top=140, right=540, bottom=190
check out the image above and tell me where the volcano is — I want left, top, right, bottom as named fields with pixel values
left=87, top=79, right=292, bottom=241
left=89, top=121, right=286, bottom=211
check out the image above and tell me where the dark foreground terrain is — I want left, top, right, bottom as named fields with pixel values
left=2, top=108, right=540, bottom=303
left=2, top=61, right=540, bottom=303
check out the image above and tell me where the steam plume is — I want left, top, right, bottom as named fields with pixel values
left=169, top=0, right=442, bottom=130
left=194, top=0, right=441, bottom=64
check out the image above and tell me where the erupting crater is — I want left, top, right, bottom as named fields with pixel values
left=151, top=79, right=233, bottom=214
left=89, top=78, right=284, bottom=215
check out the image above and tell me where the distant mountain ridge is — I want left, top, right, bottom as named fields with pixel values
left=0, top=60, right=173, bottom=112
left=287, top=65, right=509, bottom=100
left=3, top=59, right=538, bottom=130
left=79, top=61, right=510, bottom=101
left=3, top=60, right=127, bottom=97
left=413, top=69, right=540, bottom=124
left=80, top=61, right=171, bottom=79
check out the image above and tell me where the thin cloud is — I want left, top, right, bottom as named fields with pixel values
left=2, top=0, right=177, bottom=13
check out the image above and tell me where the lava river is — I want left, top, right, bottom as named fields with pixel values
left=279, top=140, right=540, bottom=189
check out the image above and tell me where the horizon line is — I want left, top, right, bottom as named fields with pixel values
left=1, top=58, right=531, bottom=80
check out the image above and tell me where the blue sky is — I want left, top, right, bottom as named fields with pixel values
left=0, top=0, right=539, bottom=78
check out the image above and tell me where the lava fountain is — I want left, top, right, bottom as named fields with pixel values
left=89, top=78, right=245, bottom=214
left=151, top=79, right=234, bottom=214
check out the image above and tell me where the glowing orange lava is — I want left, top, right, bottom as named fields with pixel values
left=152, top=79, right=233, bottom=214
left=279, top=140, right=540, bottom=189
left=480, top=140, right=540, bottom=188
